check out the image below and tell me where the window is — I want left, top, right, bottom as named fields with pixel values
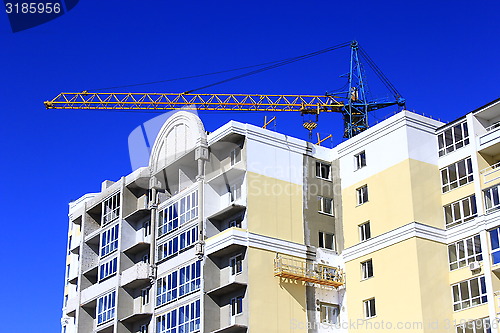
left=179, top=227, right=198, bottom=252
left=158, top=191, right=198, bottom=238
left=156, top=271, right=177, bottom=307
left=438, top=122, right=469, bottom=157
left=318, top=196, right=333, bottom=215
left=356, top=185, right=368, bottom=205
left=489, top=227, right=500, bottom=265
left=444, top=195, right=477, bottom=228
left=230, top=254, right=243, bottom=275
left=143, top=221, right=151, bottom=237
left=158, top=204, right=178, bottom=237
left=363, top=298, right=376, bottom=318
left=102, top=193, right=120, bottom=225
left=320, top=303, right=339, bottom=324
left=157, top=226, right=198, bottom=262
left=230, top=147, right=241, bottom=166
left=156, top=309, right=177, bottom=333
left=455, top=317, right=491, bottom=333
left=141, top=287, right=150, bottom=306
left=231, top=296, right=243, bottom=316
left=452, top=276, right=487, bottom=311
left=140, top=324, right=148, bottom=333
left=100, top=224, right=119, bottom=257
left=359, top=222, right=371, bottom=241
left=354, top=151, right=366, bottom=170
left=361, top=259, right=374, bottom=279
left=142, top=254, right=149, bottom=264
left=319, top=232, right=335, bottom=250
left=448, top=235, right=482, bottom=270
left=179, top=192, right=198, bottom=225
left=157, top=261, right=201, bottom=306
left=157, top=237, right=178, bottom=262
left=230, top=183, right=241, bottom=202
left=178, top=300, right=201, bottom=333
left=156, top=300, right=200, bottom=333
left=99, top=257, right=118, bottom=281
left=179, top=261, right=201, bottom=297
left=97, top=291, right=116, bottom=325
left=441, top=157, right=473, bottom=193
left=484, top=184, right=500, bottom=213
left=165, top=272, right=178, bottom=304
left=316, top=161, right=331, bottom=180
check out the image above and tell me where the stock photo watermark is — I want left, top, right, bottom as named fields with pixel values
left=290, top=318, right=498, bottom=331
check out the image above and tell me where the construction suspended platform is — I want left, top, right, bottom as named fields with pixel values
left=274, top=254, right=344, bottom=288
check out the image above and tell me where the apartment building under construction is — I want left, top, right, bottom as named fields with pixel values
left=62, top=98, right=500, bottom=333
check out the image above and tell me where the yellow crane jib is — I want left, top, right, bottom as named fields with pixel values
left=44, top=92, right=344, bottom=112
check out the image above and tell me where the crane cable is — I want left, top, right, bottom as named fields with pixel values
left=358, top=47, right=402, bottom=99
left=185, top=42, right=351, bottom=94
left=88, top=42, right=351, bottom=93
left=88, top=60, right=295, bottom=92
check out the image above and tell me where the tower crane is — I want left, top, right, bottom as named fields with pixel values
left=44, top=41, right=405, bottom=139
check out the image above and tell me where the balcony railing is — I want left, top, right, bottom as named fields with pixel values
left=486, top=122, right=500, bottom=132
left=274, top=254, right=344, bottom=287
left=481, top=162, right=500, bottom=185
left=493, top=291, right=500, bottom=313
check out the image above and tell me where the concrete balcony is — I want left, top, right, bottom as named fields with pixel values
left=121, top=220, right=151, bottom=256
left=67, top=262, right=79, bottom=283
left=206, top=204, right=246, bottom=238
left=81, top=276, right=117, bottom=305
left=81, top=233, right=100, bottom=275
left=206, top=160, right=246, bottom=187
left=481, top=162, right=500, bottom=188
left=70, top=230, right=81, bottom=253
left=214, top=310, right=247, bottom=333
left=211, top=324, right=247, bottom=333
left=478, top=125, right=500, bottom=156
left=120, top=262, right=150, bottom=288
left=117, top=287, right=153, bottom=325
left=205, top=228, right=248, bottom=257
left=204, top=289, right=248, bottom=333
left=65, top=295, right=79, bottom=315
left=207, top=279, right=247, bottom=299
left=123, top=193, right=150, bottom=223
left=475, top=99, right=500, bottom=155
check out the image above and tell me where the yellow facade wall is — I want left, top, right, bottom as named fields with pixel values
left=415, top=238, right=454, bottom=331
left=246, top=172, right=304, bottom=244
left=342, top=159, right=443, bottom=248
left=345, top=238, right=452, bottom=332
left=247, top=246, right=307, bottom=332
left=409, top=160, right=444, bottom=226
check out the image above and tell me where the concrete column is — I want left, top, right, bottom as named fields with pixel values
left=479, top=228, right=498, bottom=331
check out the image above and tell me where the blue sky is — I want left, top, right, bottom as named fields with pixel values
left=0, top=1, right=499, bottom=331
